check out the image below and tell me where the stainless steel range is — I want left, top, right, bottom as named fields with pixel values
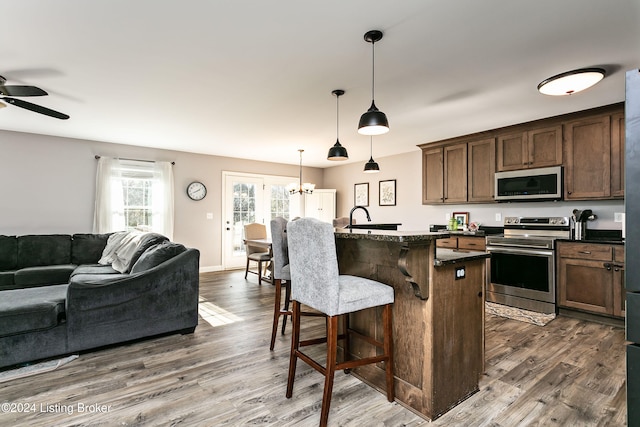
left=486, top=216, right=570, bottom=314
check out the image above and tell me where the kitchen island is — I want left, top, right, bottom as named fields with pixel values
left=334, top=228, right=489, bottom=420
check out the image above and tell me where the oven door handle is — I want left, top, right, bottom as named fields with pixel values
left=486, top=241, right=552, bottom=250
left=486, top=246, right=553, bottom=257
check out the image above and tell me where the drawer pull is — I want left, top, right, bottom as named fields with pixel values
left=578, top=251, right=591, bottom=254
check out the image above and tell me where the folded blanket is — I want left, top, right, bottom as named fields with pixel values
left=99, top=231, right=145, bottom=273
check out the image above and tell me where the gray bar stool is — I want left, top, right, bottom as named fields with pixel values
left=269, top=217, right=292, bottom=350
left=285, top=217, right=395, bottom=427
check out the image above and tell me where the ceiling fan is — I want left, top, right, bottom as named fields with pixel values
left=0, top=75, right=69, bottom=120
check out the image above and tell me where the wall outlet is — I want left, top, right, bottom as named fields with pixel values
left=455, top=267, right=466, bottom=280
left=495, top=213, right=502, bottom=222
left=206, top=212, right=214, bottom=220
left=445, top=212, right=451, bottom=220
left=614, top=212, right=624, bottom=222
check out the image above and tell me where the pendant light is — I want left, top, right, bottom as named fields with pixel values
left=363, top=136, right=380, bottom=173
left=537, top=68, right=606, bottom=96
left=287, top=149, right=315, bottom=194
left=327, top=89, right=349, bottom=160
left=358, top=30, right=389, bottom=136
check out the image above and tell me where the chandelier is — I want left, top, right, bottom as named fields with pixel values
left=287, top=149, right=315, bottom=194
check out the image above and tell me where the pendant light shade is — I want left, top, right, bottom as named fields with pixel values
left=537, top=67, right=606, bottom=96
left=363, top=136, right=380, bottom=173
left=358, top=30, right=389, bottom=136
left=327, top=89, right=349, bottom=160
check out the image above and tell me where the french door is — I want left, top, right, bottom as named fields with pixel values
left=222, top=172, right=298, bottom=269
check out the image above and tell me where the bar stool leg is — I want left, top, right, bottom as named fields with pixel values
left=320, top=315, right=339, bottom=427
left=286, top=301, right=301, bottom=398
left=270, top=279, right=283, bottom=351
left=281, top=280, right=291, bottom=334
left=383, top=303, right=394, bottom=402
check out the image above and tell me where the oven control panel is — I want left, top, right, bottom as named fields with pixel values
left=504, top=216, right=569, bottom=227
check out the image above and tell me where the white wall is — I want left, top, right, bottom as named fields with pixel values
left=324, top=149, right=625, bottom=231
left=0, top=130, right=324, bottom=270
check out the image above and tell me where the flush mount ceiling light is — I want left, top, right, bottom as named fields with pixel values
left=287, top=149, right=315, bottom=195
left=363, top=136, right=380, bottom=173
left=537, top=67, right=606, bottom=96
left=327, top=89, right=349, bottom=160
left=358, top=30, right=389, bottom=136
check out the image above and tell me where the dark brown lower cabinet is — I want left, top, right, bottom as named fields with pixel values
left=557, top=242, right=625, bottom=318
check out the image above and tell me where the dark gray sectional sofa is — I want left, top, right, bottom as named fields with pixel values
left=0, top=232, right=200, bottom=369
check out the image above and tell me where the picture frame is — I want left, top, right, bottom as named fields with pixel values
left=379, top=179, right=396, bottom=206
left=453, top=212, right=469, bottom=227
left=354, top=182, right=369, bottom=206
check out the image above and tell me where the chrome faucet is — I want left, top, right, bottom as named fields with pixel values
left=349, top=205, right=371, bottom=227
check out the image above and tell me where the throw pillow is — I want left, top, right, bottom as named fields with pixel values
left=125, top=233, right=169, bottom=272
left=130, top=242, right=186, bottom=274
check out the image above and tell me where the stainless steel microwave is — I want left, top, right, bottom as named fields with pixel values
left=494, top=166, right=563, bottom=202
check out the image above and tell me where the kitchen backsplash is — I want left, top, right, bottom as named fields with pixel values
left=423, top=199, right=624, bottom=232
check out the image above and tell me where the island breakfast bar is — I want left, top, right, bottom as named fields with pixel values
left=334, top=228, right=489, bottom=420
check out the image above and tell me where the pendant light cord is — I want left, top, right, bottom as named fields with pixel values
left=336, top=94, right=340, bottom=139
left=299, top=149, right=303, bottom=186
left=371, top=40, right=376, bottom=101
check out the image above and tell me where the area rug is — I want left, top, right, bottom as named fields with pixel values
left=0, top=355, right=78, bottom=384
left=485, top=302, right=556, bottom=326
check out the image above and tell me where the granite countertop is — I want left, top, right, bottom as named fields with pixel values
left=556, top=238, right=625, bottom=245
left=334, top=228, right=442, bottom=243
left=556, top=229, right=624, bottom=245
left=433, top=249, right=491, bottom=266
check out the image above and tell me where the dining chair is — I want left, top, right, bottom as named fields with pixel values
left=243, top=223, right=271, bottom=285
left=285, top=217, right=395, bottom=427
left=332, top=217, right=352, bottom=228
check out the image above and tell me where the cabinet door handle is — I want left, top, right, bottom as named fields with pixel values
left=604, top=262, right=612, bottom=271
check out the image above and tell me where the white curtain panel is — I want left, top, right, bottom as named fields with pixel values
left=93, top=156, right=125, bottom=233
left=152, top=161, right=174, bottom=240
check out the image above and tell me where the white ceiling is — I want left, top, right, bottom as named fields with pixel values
left=2, top=0, right=639, bottom=167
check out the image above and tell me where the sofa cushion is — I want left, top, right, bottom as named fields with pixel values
left=14, top=265, right=77, bottom=288
left=127, top=233, right=169, bottom=272
left=0, top=271, right=15, bottom=290
left=69, top=273, right=130, bottom=286
left=0, top=235, right=17, bottom=271
left=0, top=284, right=68, bottom=337
left=70, top=264, right=120, bottom=277
left=130, top=242, right=187, bottom=273
left=71, top=233, right=111, bottom=265
left=17, top=234, right=72, bottom=268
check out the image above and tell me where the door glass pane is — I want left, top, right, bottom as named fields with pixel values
left=270, top=184, right=290, bottom=221
left=232, top=182, right=257, bottom=256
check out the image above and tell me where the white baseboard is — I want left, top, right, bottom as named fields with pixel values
left=199, top=265, right=224, bottom=273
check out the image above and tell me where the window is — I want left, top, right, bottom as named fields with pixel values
left=94, top=157, right=174, bottom=239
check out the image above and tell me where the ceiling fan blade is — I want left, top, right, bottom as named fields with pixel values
left=2, top=97, right=69, bottom=120
left=0, top=85, right=48, bottom=97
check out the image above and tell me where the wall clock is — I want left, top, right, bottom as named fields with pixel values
left=187, top=181, right=207, bottom=201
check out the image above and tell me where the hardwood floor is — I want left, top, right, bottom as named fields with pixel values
left=0, top=270, right=627, bottom=426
